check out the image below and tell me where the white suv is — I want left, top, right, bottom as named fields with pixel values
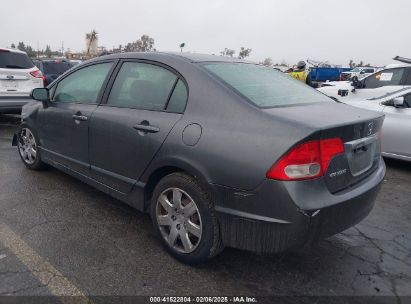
left=340, top=67, right=379, bottom=81
left=0, top=48, right=43, bottom=113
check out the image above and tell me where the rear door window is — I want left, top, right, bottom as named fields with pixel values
left=107, top=62, right=178, bottom=111
left=363, top=68, right=405, bottom=89
left=404, top=94, right=411, bottom=108
left=166, top=79, right=188, bottom=113
left=0, top=51, right=34, bottom=69
left=405, top=68, right=411, bottom=85
left=203, top=62, right=330, bottom=107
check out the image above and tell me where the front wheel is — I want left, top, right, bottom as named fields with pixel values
left=150, top=173, right=223, bottom=264
left=17, top=124, right=46, bottom=170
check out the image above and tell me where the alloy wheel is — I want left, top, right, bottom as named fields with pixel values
left=18, top=128, right=37, bottom=165
left=156, top=187, right=202, bottom=253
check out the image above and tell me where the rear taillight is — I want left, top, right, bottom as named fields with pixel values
left=266, top=137, right=345, bottom=181
left=30, top=69, right=43, bottom=78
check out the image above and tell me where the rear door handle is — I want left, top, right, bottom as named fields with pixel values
left=72, top=114, right=88, bottom=121
left=133, top=123, right=160, bottom=133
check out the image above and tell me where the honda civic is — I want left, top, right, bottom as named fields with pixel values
left=14, top=52, right=385, bottom=264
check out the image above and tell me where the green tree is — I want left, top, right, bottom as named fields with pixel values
left=17, top=42, right=26, bottom=52
left=11, top=43, right=16, bottom=49
left=261, top=57, right=273, bottom=66
left=238, top=47, right=251, bottom=59
left=179, top=42, right=185, bottom=52
left=25, top=45, right=36, bottom=58
left=220, top=48, right=235, bottom=57
left=124, top=35, right=155, bottom=52
left=45, top=45, right=52, bottom=58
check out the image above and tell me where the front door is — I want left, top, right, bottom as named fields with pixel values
left=38, top=61, right=115, bottom=175
left=89, top=61, right=188, bottom=193
left=381, top=94, right=411, bottom=159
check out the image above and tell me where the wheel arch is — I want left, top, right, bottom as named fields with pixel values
left=142, top=158, right=213, bottom=212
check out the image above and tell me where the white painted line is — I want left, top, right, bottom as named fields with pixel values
left=0, top=223, right=91, bottom=303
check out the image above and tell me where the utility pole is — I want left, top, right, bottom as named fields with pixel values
left=37, top=41, right=39, bottom=58
left=61, top=41, right=64, bottom=57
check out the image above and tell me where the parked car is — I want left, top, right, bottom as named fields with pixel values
left=340, top=67, right=379, bottom=81
left=13, top=52, right=385, bottom=264
left=318, top=63, right=411, bottom=101
left=343, top=87, right=411, bottom=162
left=0, top=48, right=43, bottom=113
left=68, top=60, right=83, bottom=66
left=32, top=59, right=75, bottom=87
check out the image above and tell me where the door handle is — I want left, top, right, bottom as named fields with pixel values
left=133, top=123, right=160, bottom=133
left=72, top=114, right=88, bottom=121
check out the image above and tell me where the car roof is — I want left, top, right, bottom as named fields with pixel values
left=98, top=52, right=250, bottom=64
left=0, top=47, right=27, bottom=55
left=34, top=59, right=71, bottom=63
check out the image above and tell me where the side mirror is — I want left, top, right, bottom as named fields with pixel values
left=30, top=88, right=49, bottom=108
left=382, top=97, right=404, bottom=107
left=393, top=97, right=404, bottom=107
left=360, top=70, right=365, bottom=74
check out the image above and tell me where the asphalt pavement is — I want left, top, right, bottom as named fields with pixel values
left=0, top=114, right=410, bottom=301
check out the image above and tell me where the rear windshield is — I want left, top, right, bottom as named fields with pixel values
left=43, top=61, right=74, bottom=75
left=0, top=51, right=34, bottom=69
left=202, top=63, right=330, bottom=107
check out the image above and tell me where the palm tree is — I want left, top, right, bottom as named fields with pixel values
left=86, top=30, right=98, bottom=56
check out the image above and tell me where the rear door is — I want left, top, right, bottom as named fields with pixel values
left=38, top=61, right=115, bottom=175
left=381, top=94, right=411, bottom=159
left=89, top=60, right=188, bottom=193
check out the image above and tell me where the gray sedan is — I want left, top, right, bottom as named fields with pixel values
left=344, top=87, right=411, bottom=162
left=14, top=52, right=385, bottom=264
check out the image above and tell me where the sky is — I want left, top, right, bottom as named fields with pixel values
left=2, top=0, right=410, bottom=67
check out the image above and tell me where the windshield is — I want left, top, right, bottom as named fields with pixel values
left=0, top=51, right=34, bottom=69
left=351, top=67, right=360, bottom=72
left=202, top=62, right=331, bottom=107
left=43, top=61, right=74, bottom=75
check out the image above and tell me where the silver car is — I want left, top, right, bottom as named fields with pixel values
left=344, top=87, right=411, bottom=161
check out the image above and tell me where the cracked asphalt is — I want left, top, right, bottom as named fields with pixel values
left=0, top=114, right=410, bottom=299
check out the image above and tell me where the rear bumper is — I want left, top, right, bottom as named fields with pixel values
left=0, top=96, right=31, bottom=113
left=213, top=158, right=385, bottom=253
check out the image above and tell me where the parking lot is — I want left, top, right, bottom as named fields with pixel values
left=0, top=114, right=410, bottom=300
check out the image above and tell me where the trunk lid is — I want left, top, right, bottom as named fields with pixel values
left=263, top=102, right=384, bottom=193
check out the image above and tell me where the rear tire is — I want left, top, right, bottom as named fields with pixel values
left=150, top=172, right=223, bottom=264
left=17, top=124, right=47, bottom=170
